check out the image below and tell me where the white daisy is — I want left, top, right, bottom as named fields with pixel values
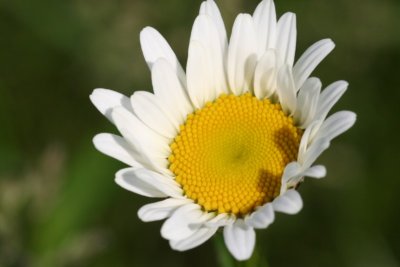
left=90, top=0, right=356, bottom=261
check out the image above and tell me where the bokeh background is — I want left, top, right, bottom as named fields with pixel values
left=1, top=0, right=399, bottom=266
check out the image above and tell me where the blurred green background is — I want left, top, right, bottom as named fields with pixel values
left=0, top=0, right=399, bottom=266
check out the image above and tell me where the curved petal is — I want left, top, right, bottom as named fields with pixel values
left=227, top=14, right=258, bottom=95
left=90, top=88, right=132, bottom=123
left=253, top=49, right=277, bottom=99
left=93, top=133, right=142, bottom=167
left=316, top=81, right=348, bottom=121
left=253, top=0, right=277, bottom=55
left=161, top=203, right=205, bottom=241
left=186, top=40, right=213, bottom=109
left=170, top=226, right=218, bottom=251
left=245, top=203, right=275, bottom=229
left=223, top=219, right=256, bottom=261
left=301, top=165, right=327, bottom=179
left=130, top=91, right=178, bottom=138
left=315, top=111, right=356, bottom=142
left=276, top=64, right=297, bottom=115
left=140, top=27, right=186, bottom=86
left=199, top=0, right=228, bottom=52
left=151, top=58, right=193, bottom=124
left=301, top=137, right=330, bottom=168
left=272, top=189, right=303, bottom=214
left=293, top=39, right=335, bottom=90
left=281, top=161, right=302, bottom=189
left=115, top=168, right=183, bottom=198
left=111, top=107, right=170, bottom=160
left=275, top=12, right=296, bottom=67
left=138, top=198, right=192, bottom=222
left=189, top=14, right=228, bottom=99
left=293, top=77, right=322, bottom=128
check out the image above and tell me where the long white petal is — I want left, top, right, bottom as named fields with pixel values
left=293, top=39, right=335, bottom=89
left=131, top=91, right=178, bottom=138
left=170, top=226, right=218, bottom=251
left=199, top=0, right=228, bottom=51
left=301, top=137, right=330, bottom=168
left=227, top=14, right=258, bottom=95
left=272, top=189, right=303, bottom=214
left=275, top=12, right=296, bottom=66
left=90, top=88, right=132, bottom=123
left=245, top=203, right=275, bottom=229
left=253, top=0, right=277, bottom=55
left=111, top=107, right=170, bottom=157
left=161, top=204, right=205, bottom=241
left=115, top=168, right=183, bottom=198
left=189, top=14, right=228, bottom=98
left=140, top=27, right=186, bottom=86
left=276, top=64, right=297, bottom=115
left=223, top=219, right=256, bottom=261
left=316, top=81, right=348, bottom=121
left=151, top=58, right=193, bottom=123
left=293, top=77, right=321, bottom=128
left=253, top=49, right=277, bottom=99
left=138, top=198, right=192, bottom=222
left=187, top=40, right=213, bottom=109
left=93, top=133, right=142, bottom=167
left=315, top=111, right=356, bottom=142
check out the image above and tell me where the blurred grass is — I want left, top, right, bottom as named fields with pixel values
left=0, top=0, right=400, bottom=266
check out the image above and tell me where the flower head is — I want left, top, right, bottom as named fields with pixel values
left=90, top=0, right=356, bottom=261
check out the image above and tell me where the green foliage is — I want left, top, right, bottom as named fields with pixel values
left=0, top=0, right=399, bottom=266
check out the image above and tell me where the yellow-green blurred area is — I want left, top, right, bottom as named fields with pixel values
left=1, top=0, right=399, bottom=266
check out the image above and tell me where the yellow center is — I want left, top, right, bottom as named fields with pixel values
left=168, top=93, right=302, bottom=216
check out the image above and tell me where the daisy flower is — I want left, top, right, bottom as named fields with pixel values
left=90, top=0, right=356, bottom=261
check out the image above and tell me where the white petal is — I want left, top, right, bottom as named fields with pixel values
left=316, top=81, right=348, bottom=121
left=301, top=165, right=327, bottom=179
left=227, top=14, right=258, bottom=95
left=186, top=40, right=213, bottom=109
left=199, top=0, right=228, bottom=51
left=189, top=14, right=228, bottom=98
left=281, top=161, right=302, bottom=187
left=298, top=119, right=323, bottom=163
left=205, top=213, right=235, bottom=227
left=140, top=27, right=186, bottom=86
left=170, top=226, right=218, bottom=251
left=293, top=39, right=335, bottom=89
left=253, top=50, right=277, bottom=99
left=276, top=64, right=297, bottom=115
left=115, top=168, right=183, bottom=198
left=130, top=91, right=178, bottom=138
left=111, top=107, right=170, bottom=161
left=138, top=198, right=192, bottom=222
left=302, top=137, right=330, bottom=168
left=245, top=203, right=275, bottom=229
left=161, top=204, right=205, bottom=241
left=93, top=133, right=141, bottom=167
left=151, top=58, right=193, bottom=124
left=315, top=111, right=356, bottom=142
left=223, top=219, right=256, bottom=261
left=272, top=189, right=303, bottom=214
left=90, top=88, right=132, bottom=123
left=275, top=12, right=297, bottom=66
left=293, top=77, right=322, bottom=128
left=253, top=0, right=277, bottom=54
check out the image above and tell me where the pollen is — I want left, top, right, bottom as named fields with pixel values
left=169, top=93, right=302, bottom=216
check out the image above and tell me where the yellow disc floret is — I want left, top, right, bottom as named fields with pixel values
left=169, top=93, right=302, bottom=216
